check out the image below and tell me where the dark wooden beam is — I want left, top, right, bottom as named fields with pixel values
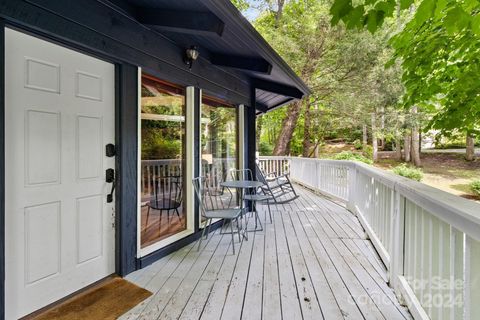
left=115, top=63, right=138, bottom=276
left=246, top=87, right=257, bottom=180
left=252, top=78, right=304, bottom=99
left=210, top=54, right=272, bottom=74
left=255, top=102, right=269, bottom=113
left=136, top=8, right=224, bottom=36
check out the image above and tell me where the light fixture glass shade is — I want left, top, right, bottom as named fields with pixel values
left=186, top=47, right=199, bottom=60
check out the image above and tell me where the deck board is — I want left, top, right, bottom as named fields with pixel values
left=121, top=186, right=412, bottom=320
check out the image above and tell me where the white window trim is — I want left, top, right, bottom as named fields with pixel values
left=136, top=73, right=195, bottom=257
left=238, top=104, right=245, bottom=170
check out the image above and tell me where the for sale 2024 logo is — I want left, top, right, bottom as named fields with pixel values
left=347, top=276, right=464, bottom=309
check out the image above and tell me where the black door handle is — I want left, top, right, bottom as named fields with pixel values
left=106, top=168, right=115, bottom=203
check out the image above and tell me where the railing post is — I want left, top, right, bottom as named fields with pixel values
left=390, top=186, right=405, bottom=302
left=347, top=163, right=357, bottom=213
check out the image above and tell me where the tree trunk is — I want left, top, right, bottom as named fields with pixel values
left=410, top=106, right=421, bottom=166
left=380, top=106, right=385, bottom=150
left=362, top=124, right=368, bottom=147
left=371, top=112, right=378, bottom=162
left=466, top=134, right=475, bottom=161
left=395, top=136, right=402, bottom=160
left=302, top=104, right=312, bottom=157
left=404, top=133, right=411, bottom=162
left=273, top=101, right=302, bottom=156
left=274, top=0, right=285, bottom=28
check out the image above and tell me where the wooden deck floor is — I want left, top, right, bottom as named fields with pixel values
left=121, top=186, right=411, bottom=320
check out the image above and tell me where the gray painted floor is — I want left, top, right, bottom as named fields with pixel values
left=120, top=186, right=411, bottom=320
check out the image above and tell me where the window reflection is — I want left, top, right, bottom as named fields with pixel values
left=201, top=97, right=238, bottom=215
left=140, top=75, right=186, bottom=248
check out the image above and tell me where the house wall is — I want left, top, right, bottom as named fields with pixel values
left=0, top=1, right=258, bottom=318
left=0, top=0, right=252, bottom=105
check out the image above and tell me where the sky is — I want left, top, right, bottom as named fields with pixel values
left=243, top=6, right=261, bottom=21
left=238, top=0, right=264, bottom=21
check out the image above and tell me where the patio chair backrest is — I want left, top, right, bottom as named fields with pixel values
left=255, top=165, right=268, bottom=185
left=192, top=177, right=208, bottom=218
left=193, top=176, right=231, bottom=215
left=154, top=175, right=182, bottom=209
left=230, top=168, right=253, bottom=181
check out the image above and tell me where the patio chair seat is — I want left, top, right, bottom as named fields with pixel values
left=204, top=208, right=242, bottom=220
left=266, top=179, right=289, bottom=189
left=147, top=199, right=181, bottom=210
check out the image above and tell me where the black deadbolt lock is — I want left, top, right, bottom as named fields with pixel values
left=105, top=143, right=116, bottom=157
left=106, top=168, right=116, bottom=203
left=106, top=168, right=115, bottom=183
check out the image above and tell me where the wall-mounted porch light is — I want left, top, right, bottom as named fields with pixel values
left=184, top=46, right=199, bottom=69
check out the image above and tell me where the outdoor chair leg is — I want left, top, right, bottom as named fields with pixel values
left=255, top=209, right=263, bottom=231
left=207, top=218, right=212, bottom=237
left=236, top=218, right=241, bottom=242
left=230, top=219, right=235, bottom=255
left=198, top=218, right=209, bottom=251
left=159, top=210, right=162, bottom=229
left=267, top=202, right=273, bottom=223
left=146, top=206, right=150, bottom=227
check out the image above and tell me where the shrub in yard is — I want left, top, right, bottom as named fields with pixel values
left=362, top=145, right=373, bottom=159
left=470, top=180, right=480, bottom=195
left=333, top=151, right=373, bottom=164
left=353, top=139, right=363, bottom=150
left=392, top=164, right=423, bottom=181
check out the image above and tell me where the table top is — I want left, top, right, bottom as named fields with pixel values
left=220, top=180, right=264, bottom=189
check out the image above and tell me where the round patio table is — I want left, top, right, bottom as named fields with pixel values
left=220, top=180, right=264, bottom=239
left=220, top=180, right=264, bottom=190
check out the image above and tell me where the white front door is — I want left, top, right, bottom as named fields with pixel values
left=5, top=28, right=116, bottom=319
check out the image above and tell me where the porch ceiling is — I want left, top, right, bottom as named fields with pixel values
left=108, top=0, right=310, bottom=111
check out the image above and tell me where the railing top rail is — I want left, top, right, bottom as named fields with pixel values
left=257, top=156, right=291, bottom=160
left=285, top=157, right=480, bottom=241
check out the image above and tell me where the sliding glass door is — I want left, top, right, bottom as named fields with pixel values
left=138, top=76, right=239, bottom=253
left=200, top=96, right=238, bottom=214
left=139, top=74, right=187, bottom=249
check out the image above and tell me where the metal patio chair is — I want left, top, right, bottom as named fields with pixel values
left=204, top=165, right=233, bottom=210
left=230, top=168, right=273, bottom=225
left=193, top=176, right=242, bottom=254
left=255, top=164, right=299, bottom=204
left=145, top=175, right=183, bottom=228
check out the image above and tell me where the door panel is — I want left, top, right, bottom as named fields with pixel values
left=5, top=28, right=116, bottom=319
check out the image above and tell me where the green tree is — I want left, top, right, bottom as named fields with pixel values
left=329, top=0, right=480, bottom=160
left=252, top=0, right=404, bottom=156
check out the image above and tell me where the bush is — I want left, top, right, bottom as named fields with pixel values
left=142, top=140, right=181, bottom=160
left=258, top=141, right=274, bottom=155
left=332, top=151, right=373, bottom=164
left=470, top=180, right=480, bottom=195
left=362, top=145, right=373, bottom=159
left=353, top=139, right=363, bottom=150
left=392, top=164, right=423, bottom=181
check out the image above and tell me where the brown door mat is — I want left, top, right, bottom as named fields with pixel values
left=29, top=277, right=152, bottom=320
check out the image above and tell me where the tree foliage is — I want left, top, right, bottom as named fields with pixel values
left=330, top=0, right=480, bottom=135
left=244, top=0, right=405, bottom=156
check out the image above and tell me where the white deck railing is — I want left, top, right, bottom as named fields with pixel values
left=141, top=158, right=236, bottom=199
left=258, top=156, right=480, bottom=320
